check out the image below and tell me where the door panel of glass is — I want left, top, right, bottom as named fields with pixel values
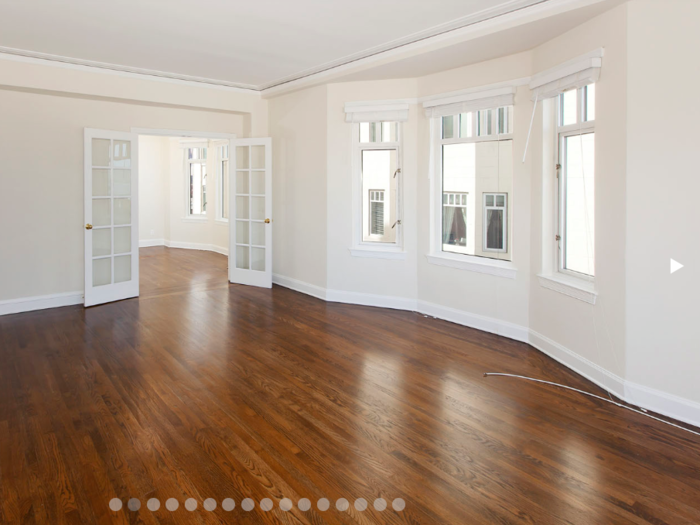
left=84, top=129, right=139, bottom=306
left=229, top=138, right=272, bottom=288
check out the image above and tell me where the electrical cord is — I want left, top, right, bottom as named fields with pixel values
left=483, top=373, right=700, bottom=438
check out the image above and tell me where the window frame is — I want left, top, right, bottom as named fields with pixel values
left=350, top=122, right=404, bottom=258
left=215, top=142, right=229, bottom=223
left=556, top=84, right=596, bottom=281
left=482, top=192, right=508, bottom=253
left=429, top=108, right=515, bottom=269
left=185, top=146, right=208, bottom=219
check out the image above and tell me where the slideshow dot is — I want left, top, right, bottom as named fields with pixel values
left=317, top=498, right=330, bottom=511
left=109, top=498, right=122, bottom=512
left=147, top=498, right=160, bottom=511
left=204, top=498, right=217, bottom=511
left=127, top=498, right=141, bottom=511
left=222, top=498, right=235, bottom=511
left=354, top=498, right=368, bottom=511
left=336, top=498, right=349, bottom=511
left=392, top=498, right=406, bottom=511
left=298, top=498, right=311, bottom=511
left=260, top=498, right=273, bottom=511
left=280, top=498, right=293, bottom=511
left=374, top=498, right=387, bottom=511
left=242, top=498, right=255, bottom=511
left=185, top=498, right=197, bottom=511
left=165, top=498, right=179, bottom=511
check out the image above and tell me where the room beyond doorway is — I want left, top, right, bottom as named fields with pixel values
left=140, top=246, right=228, bottom=299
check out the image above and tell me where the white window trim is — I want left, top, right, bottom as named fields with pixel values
left=539, top=87, right=598, bottom=302
left=183, top=146, right=208, bottom=220
left=350, top=122, right=405, bottom=260
left=557, top=85, right=595, bottom=281
left=538, top=273, right=597, bottom=304
left=427, top=111, right=517, bottom=279
left=213, top=139, right=229, bottom=224
left=482, top=193, right=508, bottom=253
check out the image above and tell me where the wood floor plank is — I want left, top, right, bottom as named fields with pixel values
left=0, top=246, right=698, bottom=524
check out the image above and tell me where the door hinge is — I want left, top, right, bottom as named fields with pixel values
left=555, top=234, right=561, bottom=241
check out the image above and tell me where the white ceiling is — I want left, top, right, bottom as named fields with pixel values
left=0, top=0, right=547, bottom=89
left=337, top=0, right=621, bottom=83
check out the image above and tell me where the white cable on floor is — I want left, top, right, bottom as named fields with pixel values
left=483, top=372, right=700, bottom=438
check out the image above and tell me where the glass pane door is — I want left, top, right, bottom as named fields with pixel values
left=84, top=130, right=139, bottom=306
left=229, top=138, right=272, bottom=288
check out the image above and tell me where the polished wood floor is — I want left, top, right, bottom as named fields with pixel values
left=1, top=246, right=699, bottom=524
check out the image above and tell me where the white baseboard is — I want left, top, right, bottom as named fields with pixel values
left=272, top=274, right=327, bottom=301
left=139, top=239, right=229, bottom=256
left=624, top=380, right=700, bottom=430
left=326, top=289, right=417, bottom=311
left=528, top=329, right=626, bottom=399
left=139, top=238, right=165, bottom=247
left=0, top=291, right=83, bottom=316
left=271, top=273, right=700, bottom=429
left=417, top=300, right=530, bottom=343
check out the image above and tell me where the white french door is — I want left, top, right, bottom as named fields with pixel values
left=229, top=138, right=272, bottom=288
left=84, top=129, right=139, bottom=307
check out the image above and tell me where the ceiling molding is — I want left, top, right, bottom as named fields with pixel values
left=0, top=0, right=610, bottom=97
left=0, top=46, right=260, bottom=94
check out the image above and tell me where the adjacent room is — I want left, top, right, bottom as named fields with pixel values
left=0, top=1, right=698, bottom=524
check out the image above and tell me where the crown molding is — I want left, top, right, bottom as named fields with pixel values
left=0, top=46, right=260, bottom=94
left=0, top=0, right=610, bottom=98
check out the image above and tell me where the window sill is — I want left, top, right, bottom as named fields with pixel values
left=215, top=218, right=229, bottom=225
left=181, top=217, right=207, bottom=223
left=538, top=273, right=597, bottom=304
left=350, top=247, right=407, bottom=260
left=426, top=253, right=517, bottom=279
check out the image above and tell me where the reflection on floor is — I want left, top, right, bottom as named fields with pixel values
left=0, top=246, right=698, bottom=524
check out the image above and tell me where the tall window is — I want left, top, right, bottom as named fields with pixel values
left=187, top=147, right=207, bottom=216
left=358, top=122, right=400, bottom=244
left=218, top=144, right=229, bottom=221
left=438, top=106, right=513, bottom=261
left=557, top=84, right=595, bottom=277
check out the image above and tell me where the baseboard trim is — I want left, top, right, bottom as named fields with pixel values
left=139, top=239, right=229, bottom=256
left=528, top=329, right=626, bottom=399
left=139, top=238, right=165, bottom=248
left=417, top=300, right=529, bottom=343
left=0, top=291, right=83, bottom=316
left=272, top=274, right=327, bottom=301
left=271, top=273, right=700, bottom=429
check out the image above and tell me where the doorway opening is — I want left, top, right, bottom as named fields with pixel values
left=137, top=134, right=231, bottom=298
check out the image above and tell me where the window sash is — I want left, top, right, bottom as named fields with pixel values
left=187, top=150, right=207, bottom=217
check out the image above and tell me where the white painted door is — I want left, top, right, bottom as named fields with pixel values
left=229, top=138, right=272, bottom=288
left=84, top=129, right=139, bottom=306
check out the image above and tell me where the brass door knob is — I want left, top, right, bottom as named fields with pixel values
left=85, top=224, right=93, bottom=230
left=264, top=218, right=271, bottom=224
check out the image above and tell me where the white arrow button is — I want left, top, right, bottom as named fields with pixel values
left=670, top=259, right=684, bottom=274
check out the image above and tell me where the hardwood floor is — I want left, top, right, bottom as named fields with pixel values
left=1, top=246, right=699, bottom=524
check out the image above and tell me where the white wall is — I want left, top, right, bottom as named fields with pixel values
left=625, top=0, right=700, bottom=406
left=138, top=136, right=170, bottom=243
left=269, top=85, right=328, bottom=289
